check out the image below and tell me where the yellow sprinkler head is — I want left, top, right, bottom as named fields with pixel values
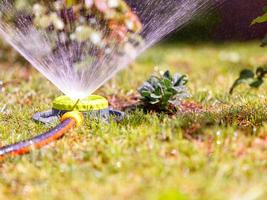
left=52, top=95, right=109, bottom=112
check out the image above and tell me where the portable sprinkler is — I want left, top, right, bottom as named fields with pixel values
left=33, top=95, right=124, bottom=124
left=0, top=95, right=124, bottom=159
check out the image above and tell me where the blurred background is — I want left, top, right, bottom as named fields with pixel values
left=169, top=0, right=267, bottom=41
left=1, top=0, right=267, bottom=64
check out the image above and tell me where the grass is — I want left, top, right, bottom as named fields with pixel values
left=0, top=41, right=266, bottom=200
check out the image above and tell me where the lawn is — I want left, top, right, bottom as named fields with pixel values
left=0, top=41, right=266, bottom=200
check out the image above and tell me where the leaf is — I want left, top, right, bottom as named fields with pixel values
left=230, top=67, right=267, bottom=94
left=150, top=93, right=162, bottom=99
left=149, top=99, right=160, bottom=104
left=140, top=90, right=151, bottom=98
left=162, top=92, right=172, bottom=104
left=239, top=69, right=255, bottom=79
left=249, top=79, right=264, bottom=88
left=141, top=82, right=154, bottom=91
left=229, top=69, right=255, bottom=94
left=163, top=70, right=172, bottom=80
left=230, top=79, right=249, bottom=94
left=149, top=76, right=160, bottom=88
left=174, top=74, right=188, bottom=86
left=252, top=12, right=267, bottom=25
left=167, top=87, right=177, bottom=94
left=263, top=6, right=267, bottom=13
left=173, top=73, right=182, bottom=85
left=256, top=67, right=267, bottom=78
left=260, top=34, right=267, bottom=47
left=162, top=78, right=172, bottom=88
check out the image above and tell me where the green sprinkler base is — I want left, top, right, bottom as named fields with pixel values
left=33, top=95, right=124, bottom=124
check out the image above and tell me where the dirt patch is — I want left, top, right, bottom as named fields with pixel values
left=107, top=94, right=140, bottom=110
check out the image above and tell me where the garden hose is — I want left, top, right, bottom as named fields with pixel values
left=0, top=111, right=83, bottom=160
left=0, top=95, right=124, bottom=160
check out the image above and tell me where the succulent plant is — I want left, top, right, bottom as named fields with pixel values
left=138, top=70, right=190, bottom=111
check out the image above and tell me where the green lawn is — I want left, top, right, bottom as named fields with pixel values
left=0, top=41, right=266, bottom=200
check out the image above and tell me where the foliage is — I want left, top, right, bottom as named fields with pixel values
left=233, top=8, right=267, bottom=93
left=138, top=70, right=190, bottom=111
left=230, top=67, right=267, bottom=94
left=252, top=8, right=267, bottom=46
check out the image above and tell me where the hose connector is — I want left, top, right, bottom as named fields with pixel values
left=61, top=111, right=84, bottom=127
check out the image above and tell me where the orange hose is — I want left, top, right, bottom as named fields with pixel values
left=0, top=119, right=76, bottom=160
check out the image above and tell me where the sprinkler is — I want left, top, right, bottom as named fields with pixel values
left=0, top=95, right=124, bottom=160
left=33, top=95, right=124, bottom=124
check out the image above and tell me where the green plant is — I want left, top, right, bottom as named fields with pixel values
left=252, top=7, right=267, bottom=46
left=138, top=70, right=190, bottom=111
left=230, top=67, right=267, bottom=94
left=230, top=10, right=267, bottom=94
